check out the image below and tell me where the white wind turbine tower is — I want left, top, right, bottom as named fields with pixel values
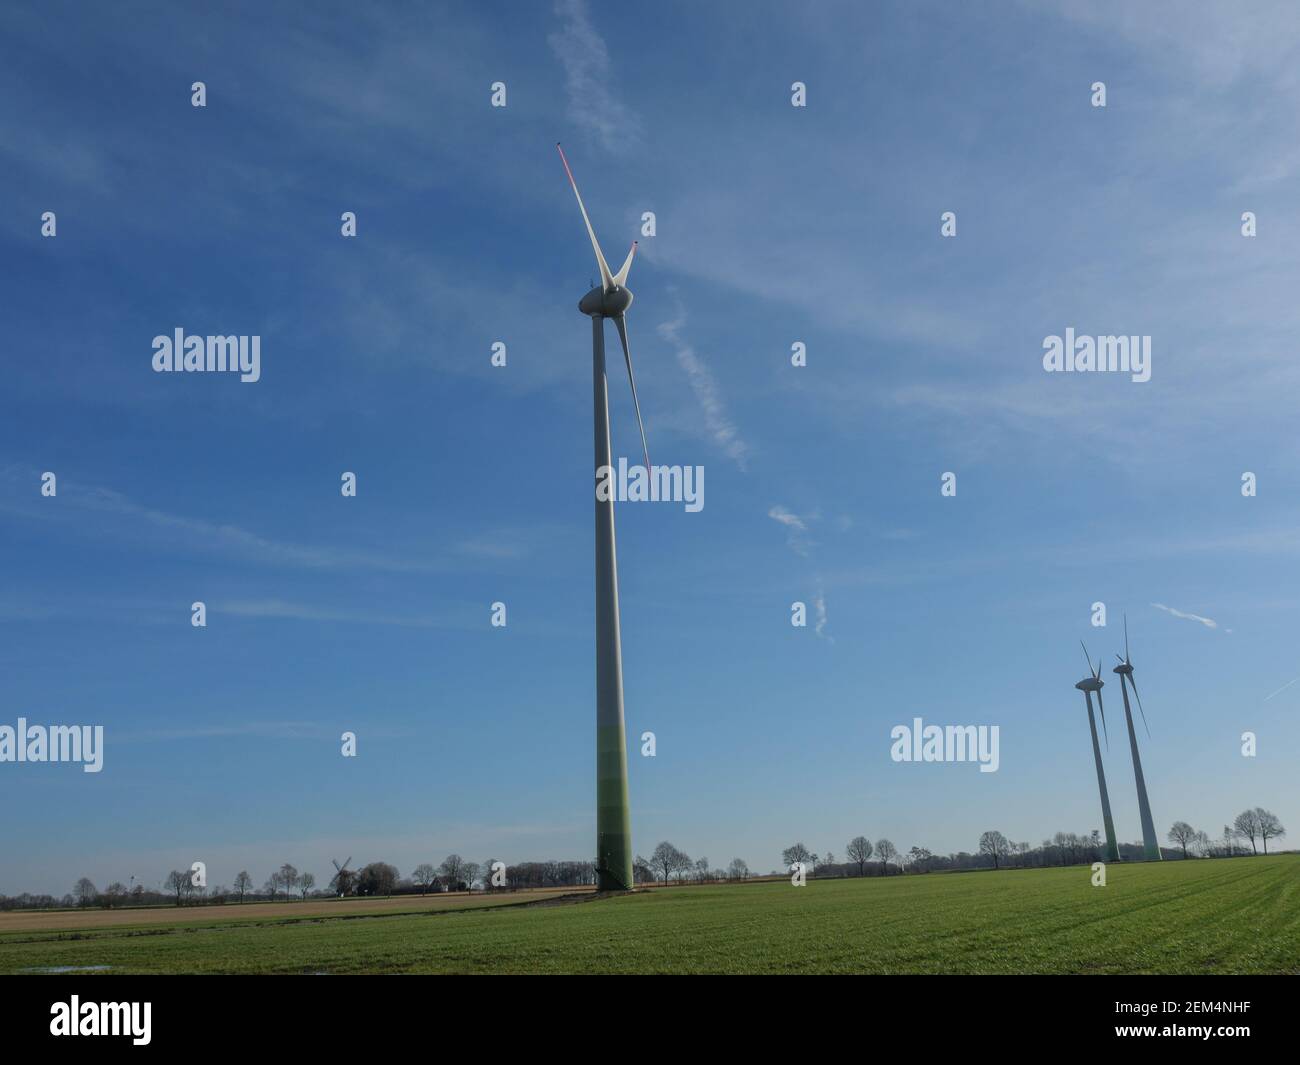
left=557, top=143, right=649, bottom=892
left=1114, top=616, right=1161, bottom=860
left=1076, top=644, right=1120, bottom=863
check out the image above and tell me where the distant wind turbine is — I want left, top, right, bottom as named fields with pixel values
left=1114, top=616, right=1162, bottom=860
left=557, top=142, right=647, bottom=892
left=1076, top=644, right=1120, bottom=863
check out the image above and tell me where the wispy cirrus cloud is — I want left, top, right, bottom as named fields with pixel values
left=548, top=0, right=642, bottom=155
left=1151, top=602, right=1229, bottom=632
left=767, top=506, right=830, bottom=640
left=768, top=504, right=815, bottom=557
left=217, top=599, right=472, bottom=629
left=813, top=580, right=831, bottom=642
left=0, top=468, right=530, bottom=575
left=659, top=313, right=751, bottom=470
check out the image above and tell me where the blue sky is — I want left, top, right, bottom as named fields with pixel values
left=2, top=0, right=1298, bottom=895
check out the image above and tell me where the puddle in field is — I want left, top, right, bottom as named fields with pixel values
left=21, top=965, right=113, bottom=973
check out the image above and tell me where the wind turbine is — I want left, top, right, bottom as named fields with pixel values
left=1114, top=617, right=1161, bottom=860
left=1075, top=644, right=1120, bottom=862
left=557, top=143, right=646, bottom=892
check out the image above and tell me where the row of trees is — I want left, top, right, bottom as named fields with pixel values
left=1168, top=808, right=1286, bottom=859
left=4, top=806, right=1288, bottom=911
left=24, top=855, right=602, bottom=911
left=777, top=808, right=1289, bottom=878
left=635, top=843, right=750, bottom=884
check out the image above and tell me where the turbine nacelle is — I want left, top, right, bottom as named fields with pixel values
left=1078, top=641, right=1110, bottom=746
left=580, top=283, right=633, bottom=318
left=559, top=142, right=650, bottom=474
left=1113, top=661, right=1134, bottom=676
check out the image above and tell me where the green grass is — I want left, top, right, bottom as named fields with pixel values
left=3, top=855, right=1296, bottom=974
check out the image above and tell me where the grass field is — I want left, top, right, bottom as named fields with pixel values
left=3, top=855, right=1296, bottom=974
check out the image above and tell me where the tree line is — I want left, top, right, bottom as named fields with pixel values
left=1, top=805, right=1288, bottom=911
left=767, top=806, right=1287, bottom=878
left=3, top=854, right=603, bottom=911
left=1167, top=807, right=1286, bottom=860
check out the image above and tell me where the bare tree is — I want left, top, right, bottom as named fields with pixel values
left=1234, top=809, right=1262, bottom=855
left=694, top=857, right=710, bottom=884
left=358, top=862, right=399, bottom=897
left=651, top=841, right=678, bottom=884
left=876, top=838, right=897, bottom=874
left=1052, top=831, right=1070, bottom=865
left=412, top=863, right=437, bottom=895
left=233, top=871, right=252, bottom=902
left=165, top=870, right=187, bottom=906
left=908, top=846, right=932, bottom=872
left=727, top=858, right=749, bottom=881
left=1167, top=821, right=1196, bottom=859
left=782, top=842, right=812, bottom=872
left=978, top=831, right=1010, bottom=870
left=439, top=854, right=465, bottom=891
left=846, top=836, right=872, bottom=877
left=299, top=872, right=315, bottom=899
left=278, top=864, right=299, bottom=898
left=461, top=862, right=481, bottom=892
left=1255, top=808, right=1286, bottom=854
left=73, top=878, right=98, bottom=908
left=1193, top=830, right=1211, bottom=857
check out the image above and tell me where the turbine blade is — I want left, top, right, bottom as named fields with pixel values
left=1096, top=686, right=1109, bottom=750
left=557, top=143, right=613, bottom=291
left=1130, top=675, right=1151, bottom=738
left=1124, top=614, right=1131, bottom=664
left=614, top=315, right=650, bottom=473
left=614, top=241, right=637, bottom=286
left=1081, top=642, right=1096, bottom=679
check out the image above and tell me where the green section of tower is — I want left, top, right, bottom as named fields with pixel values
left=596, top=723, right=633, bottom=890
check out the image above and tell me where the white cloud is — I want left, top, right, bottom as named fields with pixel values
left=658, top=313, right=751, bottom=470
left=768, top=504, right=816, bottom=557
left=548, top=0, right=642, bottom=155
left=1263, top=676, right=1300, bottom=703
left=767, top=505, right=807, bottom=532
left=813, top=582, right=831, bottom=641
left=1151, top=602, right=1226, bottom=631
left=217, top=599, right=467, bottom=629
left=0, top=469, right=527, bottom=576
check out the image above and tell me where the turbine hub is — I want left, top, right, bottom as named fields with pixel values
left=1114, top=663, right=1134, bottom=675
left=1076, top=677, right=1103, bottom=692
left=580, top=284, right=633, bottom=318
